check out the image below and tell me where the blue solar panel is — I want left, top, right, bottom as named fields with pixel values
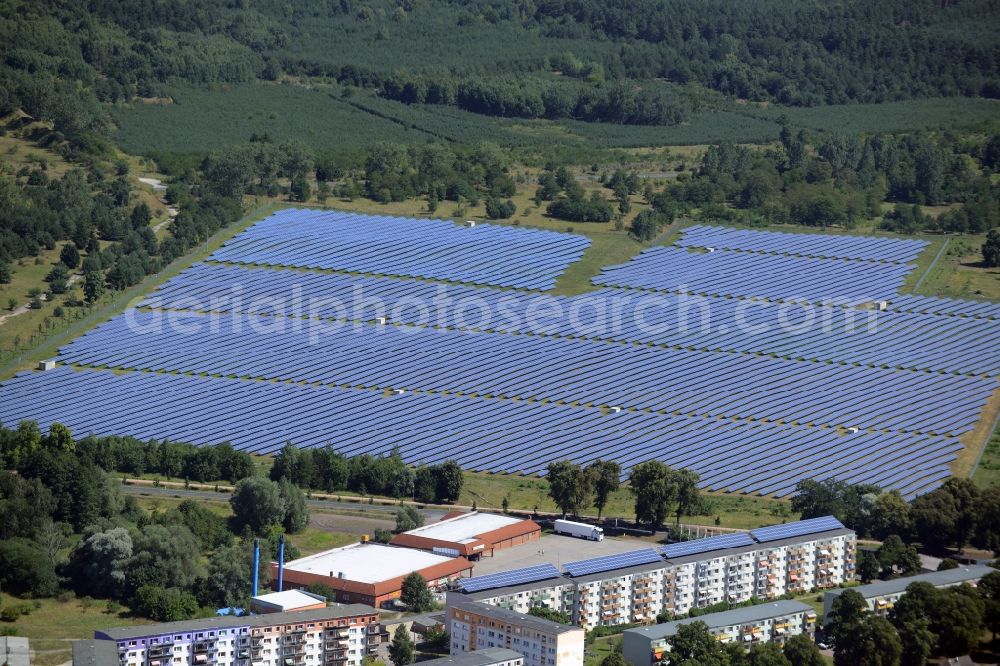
left=460, top=564, right=563, bottom=593
left=563, top=549, right=663, bottom=578
left=661, top=532, right=756, bottom=559
left=750, top=516, right=845, bottom=543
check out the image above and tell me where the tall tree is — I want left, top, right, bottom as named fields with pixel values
left=664, top=622, right=728, bottom=666
left=782, top=633, right=825, bottom=666
left=230, top=477, right=286, bottom=536
left=982, top=229, right=1000, bottom=267
left=869, top=491, right=912, bottom=541
left=400, top=573, right=433, bottom=612
left=978, top=571, right=1000, bottom=641
left=587, top=460, right=621, bottom=518
left=629, top=460, right=676, bottom=529
left=672, top=469, right=700, bottom=528
left=434, top=460, right=463, bottom=503
left=890, top=590, right=935, bottom=666
left=744, top=641, right=792, bottom=666
left=200, top=543, right=255, bottom=609
left=876, top=535, right=921, bottom=579
left=62, top=526, right=133, bottom=598
left=278, top=478, right=309, bottom=533
left=547, top=460, right=592, bottom=517
left=60, top=243, right=80, bottom=269
left=123, top=523, right=204, bottom=598
left=389, top=624, right=416, bottom=666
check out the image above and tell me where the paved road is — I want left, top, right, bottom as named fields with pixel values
left=121, top=483, right=447, bottom=521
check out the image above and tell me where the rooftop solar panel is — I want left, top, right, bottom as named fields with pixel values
left=460, top=564, right=563, bottom=593
left=563, top=548, right=663, bottom=578
left=749, top=515, right=845, bottom=543
left=661, top=532, right=756, bottom=559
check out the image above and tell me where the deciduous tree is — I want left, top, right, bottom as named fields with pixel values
left=400, top=573, right=433, bottom=612
left=629, top=460, right=676, bottom=529
left=588, top=460, right=621, bottom=518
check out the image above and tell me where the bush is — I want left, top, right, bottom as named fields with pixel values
left=485, top=198, right=516, bottom=219
left=132, top=585, right=199, bottom=622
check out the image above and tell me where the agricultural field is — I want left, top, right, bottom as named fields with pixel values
left=2, top=210, right=997, bottom=501
left=112, top=83, right=785, bottom=160
left=112, top=82, right=1000, bottom=165
left=737, top=97, right=1000, bottom=135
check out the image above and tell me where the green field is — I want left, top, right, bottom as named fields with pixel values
left=113, top=82, right=1000, bottom=164
left=0, top=590, right=152, bottom=666
left=737, top=97, right=1000, bottom=135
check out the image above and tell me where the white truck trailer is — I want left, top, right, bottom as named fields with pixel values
left=553, top=519, right=604, bottom=541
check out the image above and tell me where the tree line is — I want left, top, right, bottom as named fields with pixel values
left=792, top=476, right=1000, bottom=555
left=648, top=129, right=1000, bottom=233
left=0, top=420, right=311, bottom=624
left=824, top=574, right=1000, bottom=666
left=269, top=442, right=464, bottom=504
left=546, top=458, right=700, bottom=530
left=380, top=75, right=690, bottom=126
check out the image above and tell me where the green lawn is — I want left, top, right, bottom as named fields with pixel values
left=460, top=470, right=796, bottom=530
left=0, top=592, right=151, bottom=666
left=972, top=422, right=1000, bottom=488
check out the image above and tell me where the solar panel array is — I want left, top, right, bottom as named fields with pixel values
left=0, top=368, right=960, bottom=498
left=593, top=246, right=914, bottom=306
left=661, top=532, right=756, bottom=559
left=677, top=225, right=928, bottom=264
left=460, top=564, right=563, bottom=593
left=57, top=309, right=995, bottom=438
left=0, top=214, right=995, bottom=501
left=750, top=516, right=846, bottom=543
left=888, top=294, right=1000, bottom=320
left=563, top=549, right=664, bottom=578
left=140, top=264, right=1000, bottom=377
left=207, top=209, right=590, bottom=290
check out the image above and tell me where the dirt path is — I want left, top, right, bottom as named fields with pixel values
left=0, top=273, right=82, bottom=326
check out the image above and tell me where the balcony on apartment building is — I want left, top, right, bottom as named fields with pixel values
left=147, top=643, right=174, bottom=659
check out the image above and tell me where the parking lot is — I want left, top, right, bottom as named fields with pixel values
left=470, top=533, right=656, bottom=576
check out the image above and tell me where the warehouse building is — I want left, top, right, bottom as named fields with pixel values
left=621, top=600, right=816, bottom=665
left=447, top=597, right=585, bottom=666
left=94, top=605, right=380, bottom=666
left=418, top=647, right=525, bottom=666
left=455, top=516, right=855, bottom=630
left=823, top=564, right=994, bottom=621
left=274, top=542, right=473, bottom=607
left=391, top=511, right=541, bottom=559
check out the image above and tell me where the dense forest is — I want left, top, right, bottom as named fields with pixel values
left=2, top=0, right=1000, bottom=156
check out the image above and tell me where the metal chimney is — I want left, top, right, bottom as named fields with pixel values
left=278, top=535, right=286, bottom=592
left=252, top=538, right=260, bottom=598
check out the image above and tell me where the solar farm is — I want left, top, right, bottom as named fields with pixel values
left=1, top=210, right=998, bottom=499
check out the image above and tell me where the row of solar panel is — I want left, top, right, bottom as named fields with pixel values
left=888, top=294, right=1000, bottom=320
left=140, top=263, right=1000, bottom=377
left=460, top=517, right=846, bottom=591
left=58, top=309, right=995, bottom=437
left=0, top=368, right=960, bottom=500
left=207, top=209, right=590, bottom=291
left=676, top=225, right=928, bottom=264
left=593, top=246, right=915, bottom=306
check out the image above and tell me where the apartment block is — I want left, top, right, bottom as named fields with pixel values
left=447, top=596, right=585, bottom=666
left=621, top=600, right=816, bottom=665
left=823, top=564, right=995, bottom=622
left=93, top=605, right=380, bottom=666
left=465, top=579, right=578, bottom=618
left=457, top=516, right=855, bottom=631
